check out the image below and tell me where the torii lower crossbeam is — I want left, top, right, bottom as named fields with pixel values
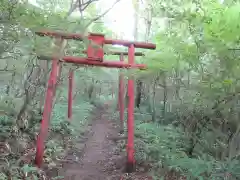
left=37, top=55, right=146, bottom=69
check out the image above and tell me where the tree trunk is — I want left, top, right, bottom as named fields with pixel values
left=38, top=60, right=49, bottom=114
left=175, top=60, right=180, bottom=100
left=151, top=76, right=159, bottom=122
left=132, top=0, right=142, bottom=108
left=147, top=83, right=152, bottom=113
left=135, top=2, right=153, bottom=108
left=135, top=80, right=142, bottom=108
left=88, top=79, right=95, bottom=100
left=151, top=80, right=157, bottom=122
left=162, top=73, right=167, bottom=121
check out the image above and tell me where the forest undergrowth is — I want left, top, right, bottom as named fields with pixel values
left=0, top=95, right=96, bottom=179
left=109, top=102, right=240, bottom=180
left=1, top=0, right=240, bottom=180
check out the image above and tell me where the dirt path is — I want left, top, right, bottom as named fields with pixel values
left=63, top=105, right=124, bottom=180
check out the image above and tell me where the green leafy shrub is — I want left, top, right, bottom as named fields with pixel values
left=134, top=116, right=240, bottom=179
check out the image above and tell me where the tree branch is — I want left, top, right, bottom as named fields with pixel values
left=84, top=0, right=122, bottom=30
left=80, top=0, right=99, bottom=12
left=67, top=0, right=100, bottom=17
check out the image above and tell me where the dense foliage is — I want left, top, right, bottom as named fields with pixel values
left=0, top=0, right=240, bottom=179
left=130, top=0, right=240, bottom=179
left=0, top=0, right=118, bottom=179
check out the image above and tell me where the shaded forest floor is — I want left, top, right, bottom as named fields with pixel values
left=52, top=103, right=152, bottom=180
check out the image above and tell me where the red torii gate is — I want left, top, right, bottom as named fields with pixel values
left=35, top=30, right=156, bottom=172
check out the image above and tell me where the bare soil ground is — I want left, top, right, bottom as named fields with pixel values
left=62, top=105, right=123, bottom=180
left=57, top=104, right=152, bottom=180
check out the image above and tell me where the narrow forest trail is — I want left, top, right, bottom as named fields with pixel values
left=62, top=104, right=125, bottom=180
left=58, top=103, right=153, bottom=180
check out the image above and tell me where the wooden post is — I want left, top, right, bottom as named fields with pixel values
left=35, top=57, right=59, bottom=167
left=68, top=69, right=73, bottom=120
left=118, top=54, right=124, bottom=134
left=126, top=44, right=135, bottom=172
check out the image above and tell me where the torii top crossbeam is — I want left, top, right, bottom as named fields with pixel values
left=36, top=30, right=156, bottom=69
left=36, top=31, right=156, bottom=49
